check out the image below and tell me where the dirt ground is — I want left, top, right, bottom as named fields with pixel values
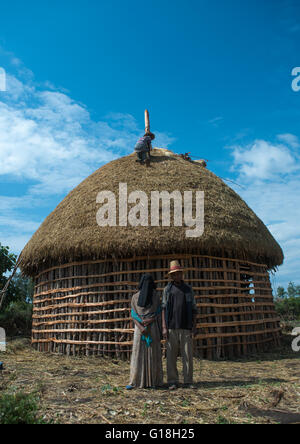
left=0, top=335, right=299, bottom=424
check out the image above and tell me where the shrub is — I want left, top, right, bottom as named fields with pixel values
left=275, top=296, right=300, bottom=321
left=0, top=391, right=50, bottom=424
left=0, top=300, right=32, bottom=337
left=275, top=282, right=300, bottom=322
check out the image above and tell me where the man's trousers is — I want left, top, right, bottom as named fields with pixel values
left=166, top=329, right=193, bottom=384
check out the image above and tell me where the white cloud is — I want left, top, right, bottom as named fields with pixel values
left=0, top=215, right=39, bottom=232
left=277, top=133, right=300, bottom=149
left=4, top=74, right=34, bottom=101
left=0, top=195, right=36, bottom=211
left=229, top=137, right=300, bottom=289
left=208, top=116, right=223, bottom=126
left=231, top=139, right=299, bottom=180
left=0, top=88, right=119, bottom=193
left=0, top=56, right=175, bottom=258
left=0, top=76, right=175, bottom=196
left=0, top=206, right=42, bottom=257
left=1, top=233, right=35, bottom=255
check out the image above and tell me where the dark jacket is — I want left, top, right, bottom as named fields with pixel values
left=162, top=281, right=197, bottom=330
left=134, top=135, right=152, bottom=152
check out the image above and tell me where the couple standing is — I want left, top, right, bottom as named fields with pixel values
left=127, top=261, right=198, bottom=390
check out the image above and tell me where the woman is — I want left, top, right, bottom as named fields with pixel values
left=126, top=274, right=163, bottom=389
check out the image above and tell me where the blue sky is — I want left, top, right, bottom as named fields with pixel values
left=0, top=0, right=299, bottom=290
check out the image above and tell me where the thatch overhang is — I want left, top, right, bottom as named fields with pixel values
left=20, top=149, right=284, bottom=277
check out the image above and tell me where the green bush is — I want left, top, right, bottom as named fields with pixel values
left=275, top=296, right=300, bottom=320
left=275, top=282, right=300, bottom=322
left=0, top=391, right=49, bottom=424
left=0, top=300, right=32, bottom=337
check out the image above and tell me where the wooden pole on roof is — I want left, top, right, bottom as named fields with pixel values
left=145, top=109, right=150, bottom=134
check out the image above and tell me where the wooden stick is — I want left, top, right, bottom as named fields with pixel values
left=34, top=254, right=268, bottom=279
left=0, top=253, right=23, bottom=311
left=145, top=109, right=150, bottom=133
left=194, top=327, right=281, bottom=340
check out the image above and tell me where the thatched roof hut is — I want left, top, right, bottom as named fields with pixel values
left=21, top=148, right=283, bottom=359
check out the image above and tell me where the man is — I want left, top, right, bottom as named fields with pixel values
left=162, top=260, right=198, bottom=390
left=134, top=132, right=155, bottom=166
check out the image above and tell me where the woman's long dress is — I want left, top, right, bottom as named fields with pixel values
left=129, top=291, right=163, bottom=388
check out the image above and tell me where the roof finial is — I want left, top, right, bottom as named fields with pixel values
left=145, top=109, right=150, bottom=134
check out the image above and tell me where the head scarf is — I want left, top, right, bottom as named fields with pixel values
left=137, top=273, right=157, bottom=308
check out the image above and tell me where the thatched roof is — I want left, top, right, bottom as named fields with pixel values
left=20, top=148, right=284, bottom=276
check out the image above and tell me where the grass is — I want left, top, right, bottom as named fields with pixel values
left=0, top=390, right=53, bottom=424
left=0, top=335, right=299, bottom=424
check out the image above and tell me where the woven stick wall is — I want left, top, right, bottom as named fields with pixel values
left=32, top=253, right=281, bottom=359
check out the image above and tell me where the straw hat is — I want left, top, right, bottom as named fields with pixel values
left=168, top=260, right=184, bottom=275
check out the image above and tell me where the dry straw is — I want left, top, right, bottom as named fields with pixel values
left=20, top=149, right=283, bottom=276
